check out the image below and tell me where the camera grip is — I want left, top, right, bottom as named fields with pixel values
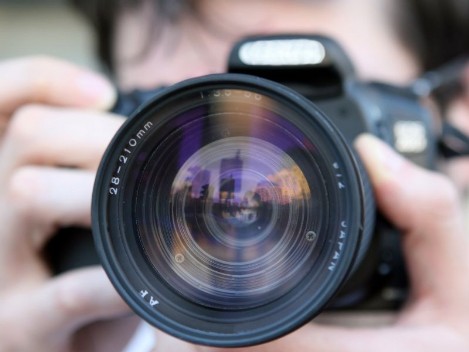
left=43, top=227, right=100, bottom=275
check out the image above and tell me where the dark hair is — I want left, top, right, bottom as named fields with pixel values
left=71, top=0, right=469, bottom=76
left=70, top=0, right=196, bottom=73
left=396, top=0, right=469, bottom=71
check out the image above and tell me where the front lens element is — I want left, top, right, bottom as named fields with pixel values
left=139, top=128, right=320, bottom=310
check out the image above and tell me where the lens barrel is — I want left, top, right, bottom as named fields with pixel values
left=92, top=74, right=374, bottom=347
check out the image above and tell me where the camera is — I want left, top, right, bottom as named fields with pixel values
left=58, top=35, right=441, bottom=347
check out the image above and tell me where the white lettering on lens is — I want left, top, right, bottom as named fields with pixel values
left=210, top=89, right=232, bottom=98
left=135, top=122, right=153, bottom=139
left=149, top=297, right=159, bottom=307
left=333, top=162, right=346, bottom=190
left=328, top=221, right=348, bottom=271
left=109, top=121, right=154, bottom=196
left=140, top=289, right=160, bottom=308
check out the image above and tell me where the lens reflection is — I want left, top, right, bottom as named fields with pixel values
left=145, top=137, right=319, bottom=309
left=136, top=89, right=327, bottom=310
left=173, top=137, right=310, bottom=259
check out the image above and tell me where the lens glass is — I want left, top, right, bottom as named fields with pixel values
left=133, top=88, right=330, bottom=310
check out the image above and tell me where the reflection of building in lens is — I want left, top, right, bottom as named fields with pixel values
left=264, top=165, right=310, bottom=203
left=255, top=181, right=285, bottom=204
left=219, top=150, right=243, bottom=202
left=187, top=166, right=211, bottom=199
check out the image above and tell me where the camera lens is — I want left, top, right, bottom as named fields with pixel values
left=93, top=74, right=374, bottom=347
left=141, top=132, right=321, bottom=311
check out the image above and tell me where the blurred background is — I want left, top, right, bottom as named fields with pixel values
left=0, top=0, right=97, bottom=70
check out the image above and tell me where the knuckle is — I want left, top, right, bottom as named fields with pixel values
left=27, top=56, right=56, bottom=103
left=420, top=172, right=462, bottom=223
left=6, top=167, right=57, bottom=246
left=23, top=56, right=73, bottom=104
left=54, top=277, right=93, bottom=318
left=7, top=104, right=44, bottom=144
left=7, top=167, right=42, bottom=214
left=430, top=173, right=460, bottom=210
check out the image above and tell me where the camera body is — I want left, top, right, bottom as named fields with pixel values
left=225, top=35, right=437, bottom=310
left=228, top=35, right=436, bottom=165
left=49, top=35, right=438, bottom=347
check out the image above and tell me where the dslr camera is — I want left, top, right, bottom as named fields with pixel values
left=63, top=35, right=450, bottom=347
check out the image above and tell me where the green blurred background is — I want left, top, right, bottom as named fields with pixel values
left=0, top=0, right=97, bottom=69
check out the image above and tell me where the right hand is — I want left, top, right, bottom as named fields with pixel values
left=153, top=135, right=469, bottom=352
left=0, top=57, right=136, bottom=352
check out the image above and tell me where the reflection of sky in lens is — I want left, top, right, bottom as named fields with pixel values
left=177, top=106, right=205, bottom=172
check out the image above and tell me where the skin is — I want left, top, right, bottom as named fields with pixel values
left=116, top=0, right=419, bottom=89
left=0, top=57, right=133, bottom=352
left=0, top=0, right=468, bottom=351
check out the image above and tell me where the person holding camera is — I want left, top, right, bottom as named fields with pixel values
left=0, top=0, right=468, bottom=351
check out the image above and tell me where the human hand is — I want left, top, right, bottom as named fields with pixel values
left=0, top=57, right=136, bottom=352
left=153, top=134, right=469, bottom=352
left=444, top=63, right=469, bottom=192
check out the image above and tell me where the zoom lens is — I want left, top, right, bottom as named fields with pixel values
left=93, top=74, right=374, bottom=347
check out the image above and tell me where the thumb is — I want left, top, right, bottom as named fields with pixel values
left=354, top=134, right=469, bottom=304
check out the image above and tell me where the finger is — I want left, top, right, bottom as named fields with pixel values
left=0, top=56, right=116, bottom=115
left=0, top=105, right=124, bottom=175
left=445, top=158, right=469, bottom=192
left=463, top=63, right=469, bottom=101
left=354, top=134, right=469, bottom=304
left=0, top=114, right=7, bottom=135
left=445, top=98, right=469, bottom=190
left=4, top=167, right=95, bottom=252
left=447, top=98, right=469, bottom=136
left=28, top=267, right=129, bottom=337
left=73, top=315, right=141, bottom=352
left=155, top=323, right=464, bottom=352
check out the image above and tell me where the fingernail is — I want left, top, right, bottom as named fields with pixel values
left=354, top=134, right=407, bottom=184
left=76, top=73, right=116, bottom=109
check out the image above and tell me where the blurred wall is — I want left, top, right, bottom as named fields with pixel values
left=0, top=0, right=98, bottom=70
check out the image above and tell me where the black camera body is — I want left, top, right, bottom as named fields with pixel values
left=228, top=35, right=436, bottom=165
left=226, top=35, right=437, bottom=311
left=49, top=35, right=438, bottom=347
